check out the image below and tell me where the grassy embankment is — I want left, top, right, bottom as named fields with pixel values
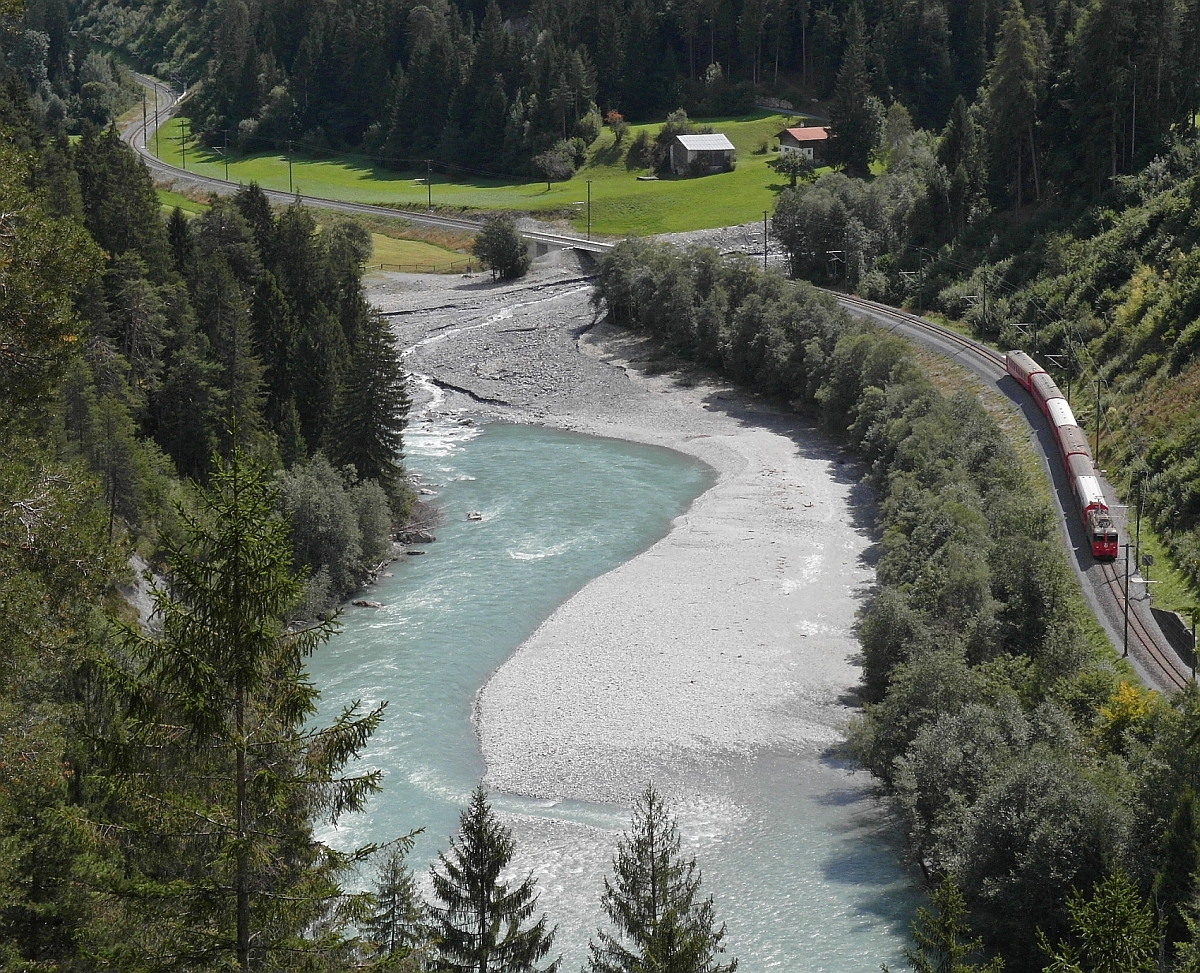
left=151, top=111, right=820, bottom=236
left=157, top=189, right=474, bottom=272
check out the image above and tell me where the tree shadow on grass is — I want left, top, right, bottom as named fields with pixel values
left=587, top=142, right=625, bottom=167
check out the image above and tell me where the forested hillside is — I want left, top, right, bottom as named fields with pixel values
left=0, top=13, right=435, bottom=953
left=594, top=240, right=1200, bottom=973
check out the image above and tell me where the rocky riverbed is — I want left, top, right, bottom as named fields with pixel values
left=371, top=250, right=876, bottom=809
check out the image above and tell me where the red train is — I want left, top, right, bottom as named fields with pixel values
left=1005, top=351, right=1119, bottom=560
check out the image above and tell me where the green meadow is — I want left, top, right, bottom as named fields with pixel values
left=368, top=234, right=474, bottom=272
left=156, top=189, right=469, bottom=271
left=152, top=112, right=826, bottom=236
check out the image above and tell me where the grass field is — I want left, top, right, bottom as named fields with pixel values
left=158, top=189, right=210, bottom=215
left=152, top=112, right=825, bottom=236
left=155, top=189, right=468, bottom=270
left=368, top=234, right=474, bottom=272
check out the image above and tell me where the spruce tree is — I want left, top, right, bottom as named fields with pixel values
left=167, top=205, right=195, bottom=279
left=586, top=784, right=736, bottom=973
left=430, top=787, right=560, bottom=973
left=985, top=0, right=1042, bottom=207
left=884, top=878, right=1002, bottom=973
left=112, top=444, right=387, bottom=969
left=365, top=839, right=430, bottom=968
left=827, top=3, right=882, bottom=175
left=330, top=310, right=411, bottom=506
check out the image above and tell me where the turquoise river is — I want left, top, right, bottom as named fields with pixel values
left=307, top=411, right=917, bottom=971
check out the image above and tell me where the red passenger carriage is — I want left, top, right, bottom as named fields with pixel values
left=1005, top=352, right=1118, bottom=560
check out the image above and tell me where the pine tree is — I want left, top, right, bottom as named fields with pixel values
left=430, top=787, right=560, bottom=973
left=1038, top=870, right=1159, bottom=973
left=939, top=95, right=988, bottom=234
left=166, top=205, right=195, bottom=279
left=191, top=253, right=266, bottom=449
left=884, top=877, right=1003, bottom=973
left=330, top=310, right=411, bottom=504
left=827, top=3, right=883, bottom=174
left=586, top=784, right=736, bottom=973
left=73, top=125, right=172, bottom=280
left=364, top=838, right=429, bottom=968
left=112, top=444, right=388, bottom=970
left=986, top=0, right=1042, bottom=207
left=234, top=182, right=278, bottom=270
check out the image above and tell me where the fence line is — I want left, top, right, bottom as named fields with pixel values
left=377, top=258, right=478, bottom=273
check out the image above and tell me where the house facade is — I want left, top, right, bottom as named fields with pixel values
left=671, top=134, right=736, bottom=175
left=778, top=126, right=829, bottom=161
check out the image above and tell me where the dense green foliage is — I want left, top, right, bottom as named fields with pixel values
left=0, top=78, right=423, bottom=967
left=586, top=784, right=736, bottom=973
left=593, top=239, right=1200, bottom=972
left=61, top=0, right=1200, bottom=192
left=9, top=114, right=413, bottom=602
left=472, top=212, right=532, bottom=280
left=1, top=0, right=136, bottom=133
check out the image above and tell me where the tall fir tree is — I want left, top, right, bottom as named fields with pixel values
left=111, top=444, right=387, bottom=970
left=364, top=838, right=430, bottom=969
left=430, top=787, right=560, bottom=973
left=827, top=3, right=883, bottom=174
left=330, top=310, right=411, bottom=507
left=986, top=0, right=1042, bottom=207
left=586, top=784, right=736, bottom=973
left=883, top=878, right=1003, bottom=973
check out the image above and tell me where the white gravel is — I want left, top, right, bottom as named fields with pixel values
left=371, top=252, right=876, bottom=807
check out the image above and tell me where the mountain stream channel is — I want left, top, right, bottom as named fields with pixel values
left=308, top=258, right=918, bottom=971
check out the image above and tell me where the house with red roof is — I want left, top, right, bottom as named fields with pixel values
left=777, top=126, right=829, bottom=162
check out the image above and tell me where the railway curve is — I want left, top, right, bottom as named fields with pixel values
left=121, top=78, right=1190, bottom=692
left=831, top=293, right=1191, bottom=693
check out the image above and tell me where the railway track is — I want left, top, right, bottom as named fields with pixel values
left=830, top=291, right=1191, bottom=692
left=121, top=80, right=1187, bottom=689
left=1098, top=561, right=1192, bottom=690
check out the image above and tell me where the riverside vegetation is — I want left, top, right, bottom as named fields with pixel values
left=12, top=0, right=1200, bottom=967
left=0, top=61, right=749, bottom=970
left=594, top=239, right=1200, bottom=973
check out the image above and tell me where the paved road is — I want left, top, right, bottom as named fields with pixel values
left=123, top=76, right=1188, bottom=691
left=123, top=75, right=611, bottom=254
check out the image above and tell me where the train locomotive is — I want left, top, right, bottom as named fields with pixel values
left=1005, top=351, right=1119, bottom=560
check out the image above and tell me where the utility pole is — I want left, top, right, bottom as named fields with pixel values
left=224, top=129, right=229, bottom=181
left=426, top=159, right=432, bottom=212
left=142, top=91, right=147, bottom=146
left=586, top=179, right=592, bottom=240
left=154, top=82, right=160, bottom=156
left=1123, top=542, right=1131, bottom=657
left=180, top=118, right=187, bottom=170
left=288, top=140, right=294, bottom=194
left=763, top=211, right=769, bottom=270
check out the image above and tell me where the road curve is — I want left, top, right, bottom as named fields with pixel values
left=122, top=75, right=611, bottom=254
left=122, top=77, right=1188, bottom=691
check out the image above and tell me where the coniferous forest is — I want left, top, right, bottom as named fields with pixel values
left=8, top=0, right=1200, bottom=965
